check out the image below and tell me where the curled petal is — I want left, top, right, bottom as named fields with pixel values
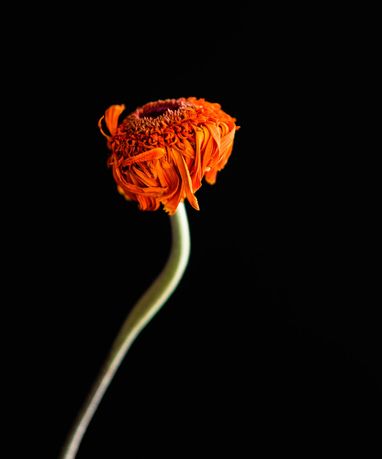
left=98, top=104, right=126, bottom=139
left=171, top=147, right=199, bottom=211
left=122, top=147, right=166, bottom=166
left=205, top=127, right=236, bottom=184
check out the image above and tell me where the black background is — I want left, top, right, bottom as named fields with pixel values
left=7, top=3, right=381, bottom=458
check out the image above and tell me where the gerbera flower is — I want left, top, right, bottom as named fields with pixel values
left=98, top=97, right=239, bottom=215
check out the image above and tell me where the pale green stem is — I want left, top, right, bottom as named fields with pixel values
left=59, top=202, right=190, bottom=459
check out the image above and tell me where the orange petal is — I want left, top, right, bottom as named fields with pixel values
left=220, top=127, right=236, bottom=156
left=192, top=128, right=203, bottom=190
left=98, top=104, right=126, bottom=139
left=207, top=123, right=221, bottom=149
left=199, top=126, right=217, bottom=173
left=171, top=147, right=200, bottom=211
left=105, top=104, right=125, bottom=136
left=122, top=147, right=166, bottom=166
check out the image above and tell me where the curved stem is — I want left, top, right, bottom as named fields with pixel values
left=59, top=203, right=190, bottom=459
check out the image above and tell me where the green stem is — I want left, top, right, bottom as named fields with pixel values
left=59, top=202, right=191, bottom=459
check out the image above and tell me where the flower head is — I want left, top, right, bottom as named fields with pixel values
left=99, top=97, right=239, bottom=215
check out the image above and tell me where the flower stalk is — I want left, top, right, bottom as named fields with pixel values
left=60, top=202, right=191, bottom=459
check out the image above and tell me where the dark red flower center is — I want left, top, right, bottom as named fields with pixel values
left=138, top=100, right=182, bottom=119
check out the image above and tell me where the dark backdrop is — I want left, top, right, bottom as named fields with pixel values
left=7, top=3, right=380, bottom=458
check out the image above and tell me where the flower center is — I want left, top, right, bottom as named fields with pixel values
left=138, top=100, right=182, bottom=119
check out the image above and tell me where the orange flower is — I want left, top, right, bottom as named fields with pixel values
left=98, top=97, right=239, bottom=215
